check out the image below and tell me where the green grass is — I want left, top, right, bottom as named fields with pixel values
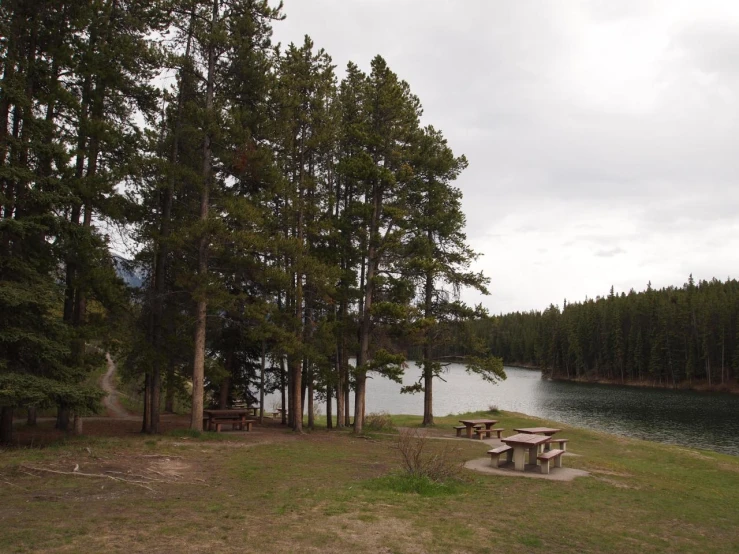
left=363, top=473, right=466, bottom=496
left=0, top=410, right=738, bottom=553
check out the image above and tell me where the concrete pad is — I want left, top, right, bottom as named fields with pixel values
left=464, top=457, right=590, bottom=481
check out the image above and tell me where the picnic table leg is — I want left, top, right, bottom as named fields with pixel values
left=528, top=446, right=539, bottom=466
left=513, top=446, right=526, bottom=471
left=466, top=425, right=474, bottom=439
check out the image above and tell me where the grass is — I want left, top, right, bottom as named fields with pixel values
left=0, top=410, right=738, bottom=553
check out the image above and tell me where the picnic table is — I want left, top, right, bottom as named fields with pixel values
left=202, top=409, right=254, bottom=432
left=231, top=403, right=260, bottom=416
left=458, top=419, right=498, bottom=439
left=513, top=427, right=561, bottom=436
left=514, top=427, right=562, bottom=451
left=500, top=433, right=551, bottom=471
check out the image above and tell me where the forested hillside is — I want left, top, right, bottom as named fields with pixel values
left=0, top=0, right=503, bottom=443
left=485, top=277, right=739, bottom=389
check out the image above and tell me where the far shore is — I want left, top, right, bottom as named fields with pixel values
left=503, top=362, right=739, bottom=394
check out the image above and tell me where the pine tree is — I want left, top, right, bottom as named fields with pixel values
left=402, top=126, right=502, bottom=426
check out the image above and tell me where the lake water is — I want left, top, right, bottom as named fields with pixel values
left=265, top=363, right=739, bottom=456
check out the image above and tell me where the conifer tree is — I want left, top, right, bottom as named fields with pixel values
left=402, top=126, right=503, bottom=426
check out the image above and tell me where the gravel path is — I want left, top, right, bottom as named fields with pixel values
left=101, top=354, right=137, bottom=420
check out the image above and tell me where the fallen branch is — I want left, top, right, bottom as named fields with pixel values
left=140, top=454, right=183, bottom=459
left=21, top=465, right=155, bottom=492
left=2, top=480, right=25, bottom=490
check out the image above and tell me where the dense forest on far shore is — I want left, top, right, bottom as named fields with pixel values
left=477, top=277, right=739, bottom=389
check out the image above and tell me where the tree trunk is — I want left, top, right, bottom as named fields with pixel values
left=56, top=406, right=69, bottom=431
left=27, top=407, right=37, bottom=426
left=335, top=342, right=344, bottom=428
left=422, top=264, right=434, bottom=426
left=307, top=362, right=314, bottom=429
left=149, top=366, right=161, bottom=433
left=280, top=354, right=287, bottom=425
left=423, top=365, right=434, bottom=426
left=190, top=0, right=218, bottom=432
left=354, top=186, right=380, bottom=433
left=0, top=407, right=13, bottom=444
left=326, top=384, right=333, bottom=429
left=165, top=364, right=175, bottom=413
left=141, top=373, right=151, bottom=433
left=287, top=355, right=295, bottom=427
left=218, top=376, right=230, bottom=409
left=148, top=8, right=193, bottom=434
left=259, top=341, right=265, bottom=423
left=73, top=414, right=83, bottom=436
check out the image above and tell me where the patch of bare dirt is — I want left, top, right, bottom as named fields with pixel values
left=17, top=451, right=206, bottom=493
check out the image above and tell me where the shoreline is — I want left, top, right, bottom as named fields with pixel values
left=503, top=362, right=739, bottom=394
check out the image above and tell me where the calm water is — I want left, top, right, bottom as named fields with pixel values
left=265, top=363, right=739, bottom=456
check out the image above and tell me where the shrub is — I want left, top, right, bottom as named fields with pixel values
left=364, top=411, right=394, bottom=431
left=487, top=403, right=500, bottom=414
left=396, top=429, right=461, bottom=482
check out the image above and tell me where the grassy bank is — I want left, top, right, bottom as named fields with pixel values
left=0, top=411, right=737, bottom=553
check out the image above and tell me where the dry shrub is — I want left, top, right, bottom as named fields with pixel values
left=396, top=429, right=462, bottom=482
left=365, top=411, right=394, bottom=431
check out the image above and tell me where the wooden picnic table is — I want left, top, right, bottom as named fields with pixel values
left=231, top=403, right=260, bottom=416
left=501, top=433, right=551, bottom=471
left=514, top=427, right=562, bottom=436
left=203, top=409, right=253, bottom=432
left=458, top=419, right=498, bottom=439
left=514, top=427, right=562, bottom=450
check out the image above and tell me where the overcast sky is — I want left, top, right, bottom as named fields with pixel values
left=271, top=0, right=739, bottom=315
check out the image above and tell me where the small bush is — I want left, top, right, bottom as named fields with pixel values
left=364, top=411, right=394, bottom=431
left=487, top=403, right=500, bottom=414
left=396, top=429, right=461, bottom=482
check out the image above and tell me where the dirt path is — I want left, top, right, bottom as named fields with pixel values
left=101, top=354, right=137, bottom=420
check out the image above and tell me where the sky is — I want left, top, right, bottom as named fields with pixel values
left=271, top=0, right=739, bottom=315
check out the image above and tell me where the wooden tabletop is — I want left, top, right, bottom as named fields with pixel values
left=459, top=419, right=498, bottom=426
left=514, top=427, right=561, bottom=435
left=502, top=433, right=551, bottom=446
left=203, top=409, right=249, bottom=416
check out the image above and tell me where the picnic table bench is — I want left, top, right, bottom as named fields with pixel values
left=487, top=445, right=513, bottom=467
left=537, top=448, right=565, bottom=474
left=544, top=437, right=569, bottom=451
left=473, top=427, right=505, bottom=439
left=457, top=419, right=498, bottom=439
left=202, top=409, right=255, bottom=432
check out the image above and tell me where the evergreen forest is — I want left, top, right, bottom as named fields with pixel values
left=483, top=277, right=739, bottom=388
left=0, top=0, right=505, bottom=443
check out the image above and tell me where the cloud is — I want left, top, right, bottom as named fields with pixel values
left=595, top=247, right=626, bottom=258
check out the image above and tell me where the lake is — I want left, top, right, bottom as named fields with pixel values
left=265, top=363, right=739, bottom=456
